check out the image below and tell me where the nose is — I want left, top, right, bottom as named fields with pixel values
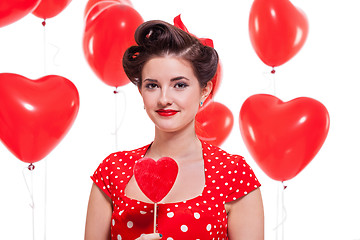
left=158, top=87, right=172, bottom=107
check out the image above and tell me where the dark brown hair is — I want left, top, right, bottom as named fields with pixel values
left=122, top=20, right=219, bottom=88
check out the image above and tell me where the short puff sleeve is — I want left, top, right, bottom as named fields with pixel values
left=90, top=154, right=113, bottom=198
left=225, top=155, right=261, bottom=203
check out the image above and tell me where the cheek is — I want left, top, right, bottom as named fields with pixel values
left=182, top=94, right=201, bottom=112
left=142, top=93, right=155, bottom=106
left=189, top=91, right=202, bottom=104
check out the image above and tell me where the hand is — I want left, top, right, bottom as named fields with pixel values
left=135, top=233, right=162, bottom=240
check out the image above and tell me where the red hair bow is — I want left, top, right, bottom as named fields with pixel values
left=173, top=14, right=221, bottom=101
left=173, top=14, right=214, bottom=48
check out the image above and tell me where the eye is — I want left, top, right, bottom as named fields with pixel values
left=145, top=83, right=159, bottom=89
left=174, top=82, right=189, bottom=89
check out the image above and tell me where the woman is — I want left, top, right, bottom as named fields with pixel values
left=85, top=20, right=264, bottom=240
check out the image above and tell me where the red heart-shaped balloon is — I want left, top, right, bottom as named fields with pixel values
left=84, top=0, right=119, bottom=22
left=0, top=0, right=41, bottom=27
left=239, top=94, right=330, bottom=181
left=0, top=73, right=80, bottom=163
left=84, top=0, right=133, bottom=19
left=249, top=0, right=309, bottom=67
left=32, top=0, right=72, bottom=19
left=134, top=157, right=178, bottom=203
left=83, top=3, right=143, bottom=87
left=196, top=101, right=233, bottom=146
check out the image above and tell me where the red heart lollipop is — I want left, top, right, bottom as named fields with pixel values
left=134, top=157, right=178, bottom=203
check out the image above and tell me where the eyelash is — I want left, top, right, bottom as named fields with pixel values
left=174, top=82, right=189, bottom=89
left=145, top=83, right=158, bottom=89
left=144, top=82, right=189, bottom=89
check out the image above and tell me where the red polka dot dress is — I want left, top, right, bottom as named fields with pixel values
left=91, top=141, right=260, bottom=240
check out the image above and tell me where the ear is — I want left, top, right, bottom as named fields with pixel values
left=201, top=81, right=213, bottom=103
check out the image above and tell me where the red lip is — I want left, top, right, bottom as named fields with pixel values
left=156, top=109, right=179, bottom=116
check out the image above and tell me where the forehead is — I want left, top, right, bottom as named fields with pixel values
left=142, top=56, right=196, bottom=80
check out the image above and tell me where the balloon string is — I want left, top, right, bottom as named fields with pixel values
left=275, top=182, right=280, bottom=240
left=271, top=68, right=277, bottom=97
left=42, top=19, right=61, bottom=69
left=48, top=43, right=61, bottom=67
left=261, top=68, right=277, bottom=96
left=22, top=164, right=35, bottom=240
left=43, top=19, right=47, bottom=75
left=112, top=88, right=127, bottom=151
left=274, top=181, right=287, bottom=240
left=42, top=20, right=48, bottom=240
left=44, top=157, right=48, bottom=240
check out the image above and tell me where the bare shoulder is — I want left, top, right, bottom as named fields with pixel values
left=84, top=183, right=112, bottom=240
left=226, top=188, right=264, bottom=240
left=225, top=188, right=262, bottom=212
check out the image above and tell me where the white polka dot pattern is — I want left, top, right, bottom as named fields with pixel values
left=91, top=141, right=260, bottom=240
left=180, top=225, right=188, bottom=232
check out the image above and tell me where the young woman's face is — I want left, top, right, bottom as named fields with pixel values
left=140, top=56, right=211, bottom=133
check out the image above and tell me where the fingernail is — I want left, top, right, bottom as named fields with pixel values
left=159, top=233, right=163, bottom=238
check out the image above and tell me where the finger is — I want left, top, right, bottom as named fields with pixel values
left=153, top=233, right=162, bottom=239
left=135, top=233, right=162, bottom=240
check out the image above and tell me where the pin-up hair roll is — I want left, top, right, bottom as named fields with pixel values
left=123, top=20, right=219, bottom=88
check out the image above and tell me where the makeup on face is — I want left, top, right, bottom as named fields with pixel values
left=156, top=109, right=180, bottom=117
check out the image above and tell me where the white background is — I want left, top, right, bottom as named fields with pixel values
left=0, top=0, right=359, bottom=239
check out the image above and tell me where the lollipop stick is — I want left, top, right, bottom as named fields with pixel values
left=153, top=202, right=158, bottom=233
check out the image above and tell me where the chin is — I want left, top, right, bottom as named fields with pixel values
left=155, top=125, right=181, bottom=133
left=155, top=121, right=195, bottom=134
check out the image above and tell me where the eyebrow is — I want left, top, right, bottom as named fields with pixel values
left=143, top=76, right=190, bottom=82
left=171, top=76, right=190, bottom=82
left=143, top=78, right=157, bottom=83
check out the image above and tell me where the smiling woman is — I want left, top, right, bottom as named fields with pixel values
left=140, top=56, right=210, bottom=134
left=84, top=19, right=264, bottom=240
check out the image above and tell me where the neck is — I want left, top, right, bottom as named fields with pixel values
left=148, top=123, right=202, bottom=161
